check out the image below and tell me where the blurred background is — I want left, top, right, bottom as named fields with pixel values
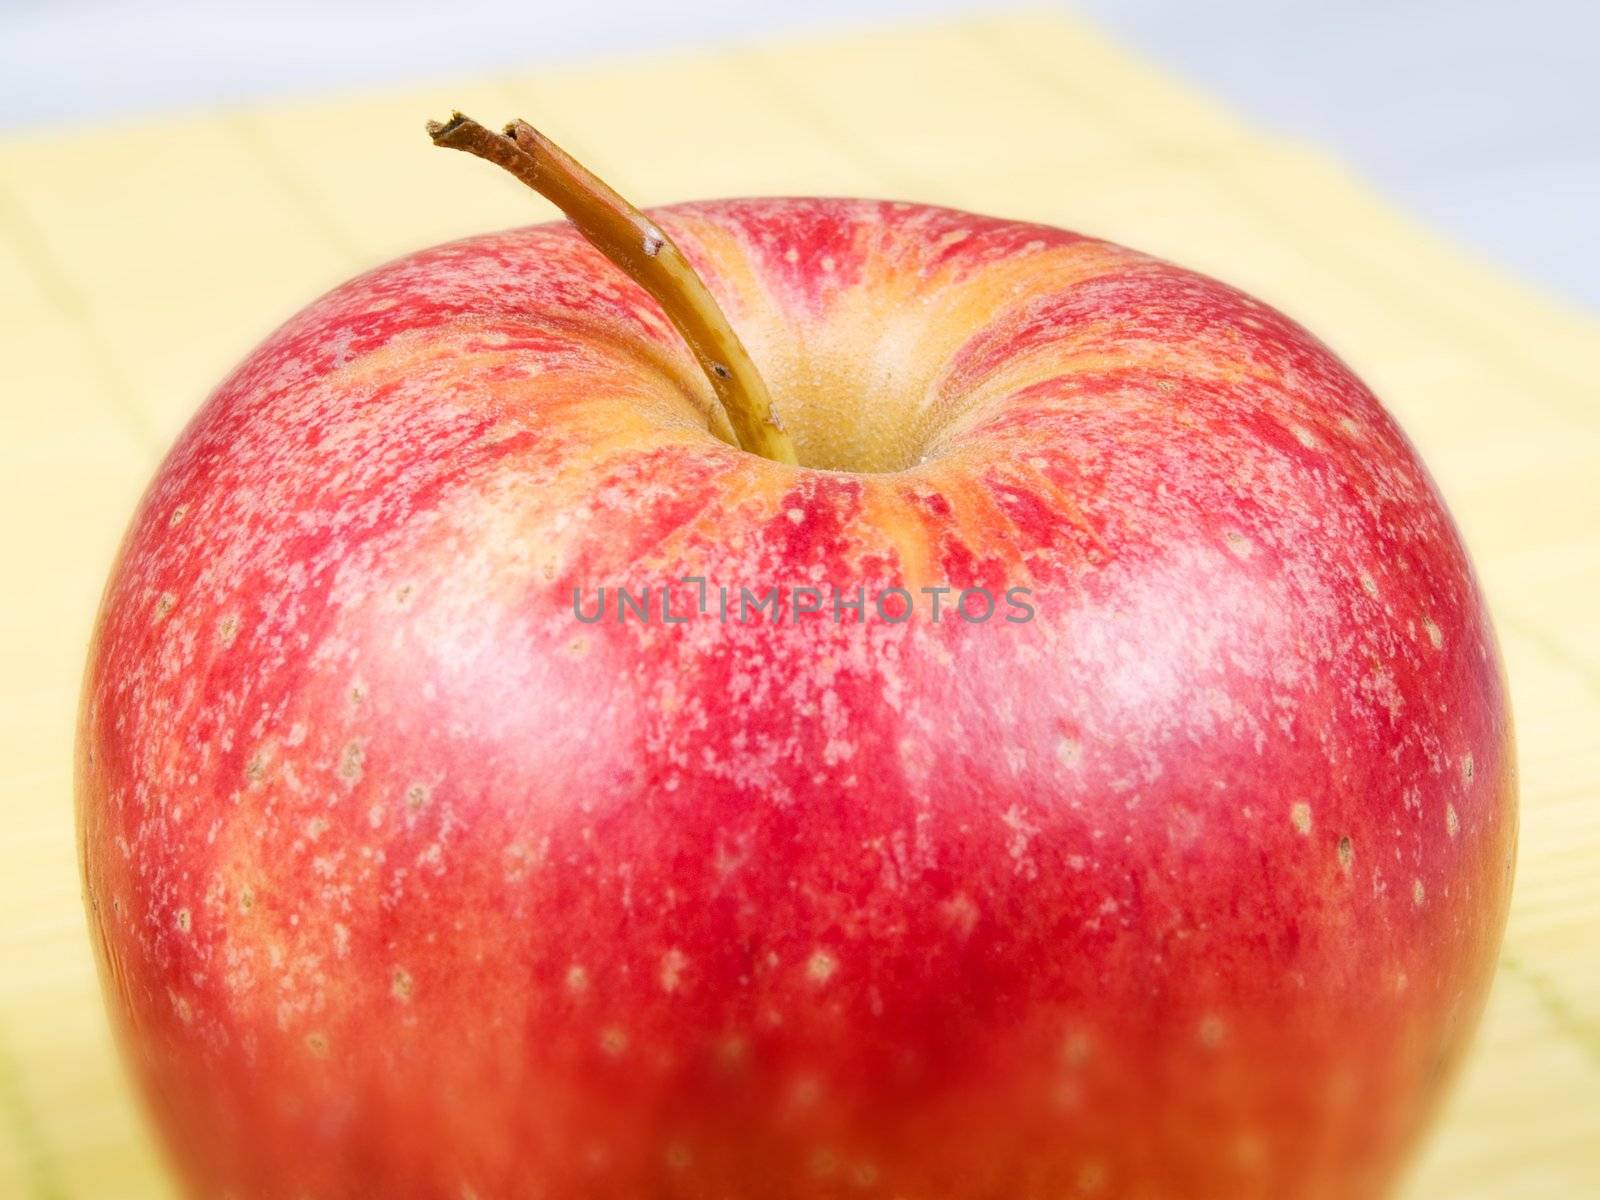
left=2, top=3, right=1597, bottom=1198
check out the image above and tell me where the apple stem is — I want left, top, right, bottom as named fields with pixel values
left=427, top=113, right=798, bottom=466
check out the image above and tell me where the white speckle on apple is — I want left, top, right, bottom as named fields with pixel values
left=1412, top=879, right=1426, bottom=906
left=942, top=892, right=980, bottom=937
left=660, top=948, right=689, bottom=993
left=1223, top=530, right=1253, bottom=559
left=565, top=964, right=589, bottom=995
left=1359, top=571, right=1379, bottom=599
left=1462, top=753, right=1475, bottom=786
left=1446, top=804, right=1460, bottom=838
left=1423, top=616, right=1443, bottom=649
left=806, top=949, right=838, bottom=986
left=1001, top=805, right=1040, bottom=878
left=391, top=967, right=414, bottom=1001
left=599, top=1026, right=628, bottom=1056
left=1290, top=802, right=1313, bottom=836
left=1198, top=1014, right=1226, bottom=1047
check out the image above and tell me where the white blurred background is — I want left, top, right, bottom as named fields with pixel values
left=2, top=0, right=1596, bottom=310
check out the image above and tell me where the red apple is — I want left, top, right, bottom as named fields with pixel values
left=78, top=117, right=1515, bottom=1200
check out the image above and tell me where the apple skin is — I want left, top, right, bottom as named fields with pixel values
left=78, top=199, right=1514, bottom=1199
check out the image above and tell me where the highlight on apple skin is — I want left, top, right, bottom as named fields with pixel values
left=77, top=166, right=1515, bottom=1196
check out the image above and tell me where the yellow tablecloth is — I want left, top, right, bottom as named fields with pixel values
left=2, top=12, right=1596, bottom=1197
